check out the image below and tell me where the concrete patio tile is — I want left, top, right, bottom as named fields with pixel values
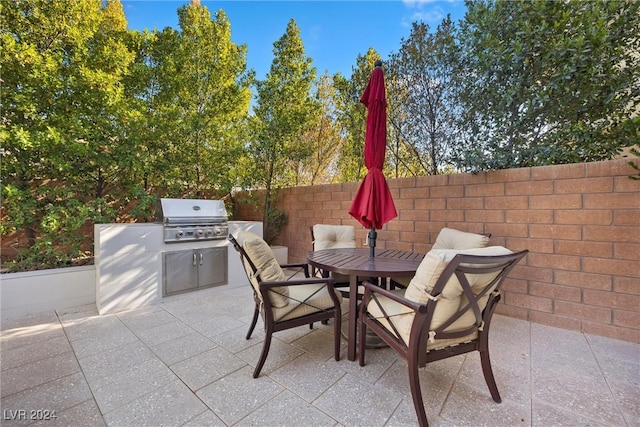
left=385, top=399, right=452, bottom=427
left=150, top=331, right=217, bottom=366
left=458, top=348, right=531, bottom=405
left=596, top=353, right=640, bottom=387
left=339, top=345, right=398, bottom=384
left=531, top=322, right=593, bottom=361
left=77, top=340, right=156, bottom=384
left=313, top=372, right=402, bottom=427
left=236, top=390, right=337, bottom=426
left=68, top=326, right=139, bottom=359
left=90, top=358, right=176, bottom=413
left=0, top=372, right=92, bottom=426
left=161, top=303, right=221, bottom=326
left=29, top=399, right=105, bottom=427
left=103, top=379, right=209, bottom=427
left=0, top=335, right=73, bottom=371
left=0, top=312, right=60, bottom=331
left=531, top=370, right=625, bottom=426
left=60, top=314, right=127, bottom=342
left=209, top=325, right=265, bottom=354
left=587, top=332, right=640, bottom=364
left=189, top=314, right=246, bottom=338
left=532, top=400, right=612, bottom=427
left=196, top=366, right=284, bottom=425
left=269, top=351, right=347, bottom=402
left=1, top=352, right=81, bottom=398
left=180, top=409, right=226, bottom=426
left=375, top=358, right=461, bottom=415
left=0, top=318, right=65, bottom=352
left=116, top=305, right=177, bottom=332
left=609, top=378, right=640, bottom=427
left=488, top=314, right=531, bottom=349
left=169, top=346, right=247, bottom=391
left=290, top=328, right=342, bottom=359
left=236, top=336, right=305, bottom=375
left=270, top=323, right=319, bottom=344
left=442, top=379, right=530, bottom=426
left=134, top=320, right=196, bottom=347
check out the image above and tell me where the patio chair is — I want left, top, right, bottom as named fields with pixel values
left=229, top=231, right=342, bottom=378
left=359, top=246, right=528, bottom=427
left=310, top=224, right=360, bottom=297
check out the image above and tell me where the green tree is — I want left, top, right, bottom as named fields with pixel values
left=148, top=1, right=252, bottom=198
left=251, top=19, right=318, bottom=243
left=294, top=71, right=344, bottom=185
left=387, top=18, right=461, bottom=176
left=1, top=0, right=137, bottom=270
left=456, top=0, right=640, bottom=171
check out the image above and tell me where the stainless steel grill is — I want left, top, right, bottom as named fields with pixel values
left=156, top=198, right=228, bottom=243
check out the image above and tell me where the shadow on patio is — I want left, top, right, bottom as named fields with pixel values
left=1, top=284, right=638, bottom=426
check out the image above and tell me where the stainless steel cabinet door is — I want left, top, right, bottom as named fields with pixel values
left=163, top=250, right=198, bottom=296
left=197, top=247, right=228, bottom=288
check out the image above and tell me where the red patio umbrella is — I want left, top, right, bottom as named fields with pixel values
left=349, top=61, right=397, bottom=256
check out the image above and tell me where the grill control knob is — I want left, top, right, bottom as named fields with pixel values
left=196, top=229, right=204, bottom=236
left=205, top=229, right=214, bottom=236
left=176, top=230, right=184, bottom=239
left=214, top=228, right=223, bottom=236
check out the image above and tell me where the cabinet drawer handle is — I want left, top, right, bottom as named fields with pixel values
left=193, top=253, right=197, bottom=266
left=199, top=253, right=203, bottom=265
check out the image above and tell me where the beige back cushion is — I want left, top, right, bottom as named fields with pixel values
left=313, top=224, right=356, bottom=250
left=235, top=231, right=289, bottom=308
left=431, top=227, right=490, bottom=250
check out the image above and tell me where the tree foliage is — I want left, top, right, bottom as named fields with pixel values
left=250, top=19, right=318, bottom=243
left=387, top=18, right=461, bottom=176
left=2, top=0, right=637, bottom=271
left=1, top=0, right=136, bottom=269
left=455, top=0, right=640, bottom=171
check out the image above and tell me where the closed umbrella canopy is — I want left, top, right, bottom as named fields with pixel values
left=349, top=62, right=397, bottom=256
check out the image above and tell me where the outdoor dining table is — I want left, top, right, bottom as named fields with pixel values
left=307, top=248, right=424, bottom=361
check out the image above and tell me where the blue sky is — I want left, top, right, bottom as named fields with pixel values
left=122, top=0, right=467, bottom=80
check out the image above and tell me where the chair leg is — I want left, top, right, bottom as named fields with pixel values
left=408, top=357, right=429, bottom=427
left=358, top=319, right=366, bottom=366
left=334, top=313, right=341, bottom=361
left=246, top=306, right=259, bottom=339
left=479, top=349, right=501, bottom=403
left=253, top=327, right=273, bottom=378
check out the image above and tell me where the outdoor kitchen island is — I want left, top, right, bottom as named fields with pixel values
left=94, top=220, right=262, bottom=315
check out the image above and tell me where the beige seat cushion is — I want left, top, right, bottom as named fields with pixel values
left=367, top=246, right=512, bottom=348
left=235, top=230, right=289, bottom=308
left=273, top=283, right=342, bottom=321
left=431, top=227, right=490, bottom=250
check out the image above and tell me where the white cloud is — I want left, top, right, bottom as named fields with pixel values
left=403, top=0, right=459, bottom=9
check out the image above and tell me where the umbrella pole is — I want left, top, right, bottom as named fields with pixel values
left=368, top=228, right=377, bottom=257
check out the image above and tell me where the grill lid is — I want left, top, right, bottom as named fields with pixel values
left=155, top=198, right=227, bottom=225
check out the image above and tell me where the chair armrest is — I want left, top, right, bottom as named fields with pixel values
left=280, top=262, right=306, bottom=269
left=361, top=281, right=426, bottom=313
left=261, top=277, right=335, bottom=289
left=280, top=263, right=310, bottom=278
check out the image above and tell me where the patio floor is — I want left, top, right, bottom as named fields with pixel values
left=1, top=283, right=638, bottom=427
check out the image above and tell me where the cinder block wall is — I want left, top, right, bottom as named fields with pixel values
left=236, top=159, right=640, bottom=343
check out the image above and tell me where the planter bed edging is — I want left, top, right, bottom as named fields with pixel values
left=0, top=265, right=96, bottom=320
